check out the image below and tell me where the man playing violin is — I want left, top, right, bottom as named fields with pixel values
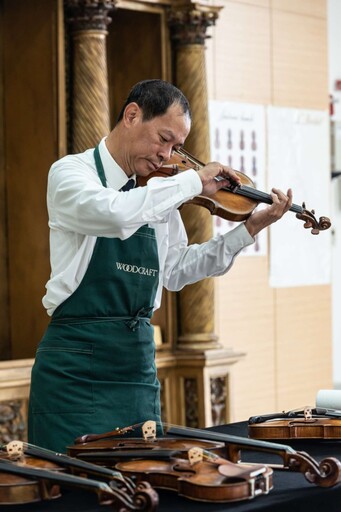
left=28, top=79, right=292, bottom=453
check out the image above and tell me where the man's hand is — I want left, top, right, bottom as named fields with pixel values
left=244, top=187, right=293, bottom=237
left=197, top=162, right=241, bottom=196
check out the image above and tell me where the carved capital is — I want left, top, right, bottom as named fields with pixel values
left=65, top=0, right=116, bottom=32
left=168, top=2, right=222, bottom=46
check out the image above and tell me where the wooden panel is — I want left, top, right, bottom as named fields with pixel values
left=272, top=9, right=328, bottom=109
left=3, top=0, right=61, bottom=358
left=107, top=8, right=167, bottom=124
left=0, top=0, right=10, bottom=359
left=215, top=255, right=277, bottom=421
left=208, top=1, right=271, bottom=104
left=272, top=0, right=326, bottom=18
left=276, top=285, right=333, bottom=410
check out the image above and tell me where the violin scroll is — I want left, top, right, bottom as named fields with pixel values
left=296, top=203, right=331, bottom=234
left=130, top=481, right=160, bottom=511
left=285, top=453, right=341, bottom=488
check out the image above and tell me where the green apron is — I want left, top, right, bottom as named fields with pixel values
left=28, top=146, right=161, bottom=453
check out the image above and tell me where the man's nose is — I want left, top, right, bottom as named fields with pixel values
left=158, top=145, right=173, bottom=162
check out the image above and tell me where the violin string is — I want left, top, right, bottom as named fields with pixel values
left=0, top=459, right=120, bottom=497
left=216, top=182, right=303, bottom=214
left=1, top=441, right=126, bottom=481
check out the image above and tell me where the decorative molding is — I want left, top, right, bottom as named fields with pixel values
left=65, top=0, right=116, bottom=32
left=167, top=2, right=222, bottom=45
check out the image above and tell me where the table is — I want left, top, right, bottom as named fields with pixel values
left=3, top=421, right=341, bottom=511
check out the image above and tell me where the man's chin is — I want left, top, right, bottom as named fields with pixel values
left=143, top=163, right=158, bottom=175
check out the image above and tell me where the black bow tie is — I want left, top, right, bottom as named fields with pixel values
left=120, top=178, right=135, bottom=191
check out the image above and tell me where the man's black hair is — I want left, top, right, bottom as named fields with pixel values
left=116, top=79, right=192, bottom=124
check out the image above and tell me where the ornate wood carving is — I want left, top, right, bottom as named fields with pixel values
left=184, top=378, right=199, bottom=427
left=168, top=4, right=220, bottom=46
left=0, top=401, right=26, bottom=443
left=210, top=376, right=227, bottom=426
left=65, top=0, right=116, bottom=32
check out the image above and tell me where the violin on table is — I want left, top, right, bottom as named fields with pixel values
left=115, top=446, right=272, bottom=503
left=248, top=406, right=341, bottom=440
left=68, top=419, right=341, bottom=496
left=68, top=421, right=272, bottom=503
left=0, top=439, right=158, bottom=510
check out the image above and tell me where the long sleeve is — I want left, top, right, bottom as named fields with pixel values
left=48, top=151, right=202, bottom=239
left=160, top=210, right=254, bottom=292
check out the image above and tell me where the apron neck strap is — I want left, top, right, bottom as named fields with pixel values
left=94, top=145, right=107, bottom=188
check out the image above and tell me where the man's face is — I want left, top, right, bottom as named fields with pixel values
left=123, top=102, right=191, bottom=177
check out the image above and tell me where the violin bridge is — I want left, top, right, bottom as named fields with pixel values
left=6, top=440, right=25, bottom=462
left=142, top=420, right=157, bottom=441
left=304, top=407, right=313, bottom=421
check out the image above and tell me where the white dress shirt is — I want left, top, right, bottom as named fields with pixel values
left=43, top=138, right=254, bottom=315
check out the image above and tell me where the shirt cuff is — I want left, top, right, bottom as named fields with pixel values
left=222, top=222, right=255, bottom=251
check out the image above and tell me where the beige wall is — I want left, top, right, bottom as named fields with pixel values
left=206, top=0, right=332, bottom=420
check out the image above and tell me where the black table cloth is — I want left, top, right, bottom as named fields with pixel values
left=3, top=421, right=341, bottom=512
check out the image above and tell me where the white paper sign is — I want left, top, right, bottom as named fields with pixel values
left=267, top=106, right=331, bottom=287
left=209, top=101, right=267, bottom=256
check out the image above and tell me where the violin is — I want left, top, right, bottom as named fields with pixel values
left=68, top=420, right=341, bottom=488
left=68, top=420, right=225, bottom=465
left=0, top=440, right=158, bottom=510
left=248, top=406, right=341, bottom=440
left=115, top=446, right=273, bottom=503
left=0, top=459, right=158, bottom=509
left=0, top=453, right=63, bottom=504
left=68, top=421, right=272, bottom=503
left=168, top=423, right=341, bottom=488
left=139, top=148, right=331, bottom=235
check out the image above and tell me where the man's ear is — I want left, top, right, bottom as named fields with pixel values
left=123, top=102, right=142, bottom=126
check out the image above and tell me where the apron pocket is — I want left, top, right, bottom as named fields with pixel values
left=31, top=339, right=94, bottom=414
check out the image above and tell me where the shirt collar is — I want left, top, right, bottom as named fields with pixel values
left=98, top=137, right=136, bottom=190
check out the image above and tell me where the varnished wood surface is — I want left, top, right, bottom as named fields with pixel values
left=3, top=0, right=61, bottom=358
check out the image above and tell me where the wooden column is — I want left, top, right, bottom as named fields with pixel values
left=168, top=2, right=222, bottom=350
left=65, top=0, right=116, bottom=152
left=164, top=2, right=245, bottom=429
